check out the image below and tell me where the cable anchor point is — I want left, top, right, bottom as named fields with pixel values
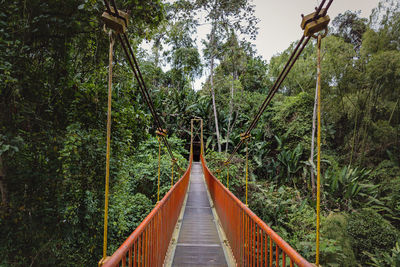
left=156, top=128, right=168, bottom=137
left=102, top=6, right=129, bottom=33
left=240, top=133, right=251, bottom=141
left=301, top=8, right=330, bottom=37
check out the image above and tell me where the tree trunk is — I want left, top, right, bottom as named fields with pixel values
left=388, top=97, right=399, bottom=124
left=225, top=71, right=236, bottom=153
left=210, top=23, right=221, bottom=152
left=310, top=79, right=318, bottom=198
left=0, top=155, right=7, bottom=208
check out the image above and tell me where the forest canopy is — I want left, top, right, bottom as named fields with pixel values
left=0, top=0, right=399, bottom=266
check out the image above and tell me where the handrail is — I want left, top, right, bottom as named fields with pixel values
left=103, top=156, right=192, bottom=267
left=201, top=154, right=313, bottom=267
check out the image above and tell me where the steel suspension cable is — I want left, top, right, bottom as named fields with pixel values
left=249, top=36, right=312, bottom=134
left=117, top=35, right=177, bottom=162
left=226, top=36, right=311, bottom=163
left=224, top=36, right=309, bottom=160
left=314, top=0, right=327, bottom=19
left=120, top=36, right=176, bottom=163
left=110, top=0, right=118, bottom=14
left=120, top=33, right=163, bottom=128
left=105, top=0, right=128, bottom=27
left=245, top=35, right=306, bottom=134
left=117, top=35, right=175, bottom=160
left=103, top=0, right=111, bottom=13
left=116, top=35, right=162, bottom=131
left=120, top=32, right=176, bottom=159
left=225, top=0, right=333, bottom=164
left=102, top=0, right=178, bottom=166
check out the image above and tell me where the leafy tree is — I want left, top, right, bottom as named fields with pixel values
left=332, top=11, right=368, bottom=51
left=196, top=0, right=258, bottom=152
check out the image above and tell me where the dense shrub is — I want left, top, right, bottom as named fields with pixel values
left=347, top=209, right=399, bottom=263
left=321, top=213, right=357, bottom=266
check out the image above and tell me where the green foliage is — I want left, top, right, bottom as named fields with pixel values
left=320, top=213, right=357, bottom=266
left=324, top=165, right=376, bottom=210
left=239, top=56, right=269, bottom=93
left=364, top=242, right=400, bottom=267
left=365, top=160, right=400, bottom=227
left=332, top=10, right=368, bottom=50
left=269, top=92, right=315, bottom=148
left=347, top=209, right=399, bottom=264
left=109, top=192, right=153, bottom=252
left=275, top=143, right=303, bottom=185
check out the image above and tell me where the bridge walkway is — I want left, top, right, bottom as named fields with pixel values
left=171, top=162, right=229, bottom=267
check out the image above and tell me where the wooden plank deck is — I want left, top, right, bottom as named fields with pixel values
left=172, top=162, right=228, bottom=267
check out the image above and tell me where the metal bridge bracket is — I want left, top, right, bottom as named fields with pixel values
left=240, top=132, right=251, bottom=141
left=301, top=9, right=330, bottom=37
left=156, top=128, right=168, bottom=137
left=98, top=256, right=110, bottom=267
left=102, top=7, right=129, bottom=33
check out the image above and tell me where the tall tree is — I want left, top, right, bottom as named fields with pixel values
left=219, top=31, right=247, bottom=152
left=196, top=0, right=258, bottom=152
left=332, top=11, right=368, bottom=52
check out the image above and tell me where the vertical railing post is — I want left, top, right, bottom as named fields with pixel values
left=200, top=119, right=204, bottom=156
left=190, top=120, right=193, bottom=158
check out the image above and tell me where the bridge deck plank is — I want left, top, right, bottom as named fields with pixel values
left=172, top=162, right=228, bottom=267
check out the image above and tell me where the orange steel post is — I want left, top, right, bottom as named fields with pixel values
left=261, top=231, right=263, bottom=266
left=265, top=235, right=267, bottom=267
left=153, top=218, right=156, bottom=264
left=269, top=238, right=272, bottom=267
left=283, top=252, right=286, bottom=267
left=138, top=234, right=140, bottom=267
left=250, top=219, right=253, bottom=266
left=252, top=220, right=255, bottom=266
left=146, top=227, right=148, bottom=267
left=134, top=241, right=137, bottom=267
left=128, top=246, right=132, bottom=267
left=256, top=226, right=259, bottom=266
left=258, top=227, right=260, bottom=267
left=150, top=221, right=153, bottom=265
left=151, top=222, right=153, bottom=265
left=253, top=221, right=256, bottom=265
left=251, top=225, right=253, bottom=266
left=238, top=208, right=241, bottom=256
left=141, top=233, right=144, bottom=267
left=255, top=222, right=257, bottom=265
left=241, top=212, right=244, bottom=266
left=259, top=226, right=261, bottom=267
left=122, top=254, right=126, bottom=267
left=243, top=211, right=245, bottom=266
left=247, top=215, right=249, bottom=265
left=156, top=213, right=159, bottom=265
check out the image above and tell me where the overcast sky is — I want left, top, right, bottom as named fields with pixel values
left=153, top=0, right=382, bottom=90
left=251, top=0, right=381, bottom=61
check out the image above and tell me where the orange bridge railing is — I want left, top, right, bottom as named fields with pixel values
left=200, top=154, right=313, bottom=267
left=103, top=157, right=192, bottom=267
